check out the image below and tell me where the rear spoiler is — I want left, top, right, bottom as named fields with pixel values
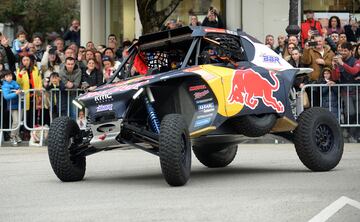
left=296, top=68, right=313, bottom=75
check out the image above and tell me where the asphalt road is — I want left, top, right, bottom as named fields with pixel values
left=0, top=143, right=359, bottom=222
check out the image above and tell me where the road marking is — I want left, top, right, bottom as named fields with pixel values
left=308, top=196, right=360, bottom=222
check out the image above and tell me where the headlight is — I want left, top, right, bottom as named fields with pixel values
left=72, top=100, right=84, bottom=110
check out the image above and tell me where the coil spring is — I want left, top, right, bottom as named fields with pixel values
left=144, top=96, right=160, bottom=134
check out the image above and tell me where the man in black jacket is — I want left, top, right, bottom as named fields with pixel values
left=63, top=19, right=80, bottom=46
left=0, top=34, right=16, bottom=73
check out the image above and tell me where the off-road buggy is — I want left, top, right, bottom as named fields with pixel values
left=48, top=26, right=343, bottom=186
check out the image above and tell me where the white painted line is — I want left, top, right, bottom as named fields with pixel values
left=308, top=196, right=360, bottom=222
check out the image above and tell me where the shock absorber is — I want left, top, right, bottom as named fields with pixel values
left=143, top=88, right=160, bottom=134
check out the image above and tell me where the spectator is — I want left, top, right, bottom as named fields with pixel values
left=12, top=30, right=29, bottom=58
left=84, top=49, right=95, bottom=62
left=283, top=43, right=297, bottom=61
left=354, top=44, right=360, bottom=59
left=202, top=6, right=224, bottom=28
left=44, top=72, right=66, bottom=119
left=265, top=34, right=275, bottom=50
left=94, top=51, right=103, bottom=70
left=59, top=57, right=82, bottom=90
left=190, top=15, right=201, bottom=26
left=63, top=19, right=80, bottom=46
left=318, top=67, right=338, bottom=119
left=329, top=32, right=339, bottom=45
left=339, top=32, right=348, bottom=45
left=32, top=34, right=44, bottom=62
left=344, top=19, right=360, bottom=45
left=102, top=56, right=117, bottom=83
left=16, top=55, right=42, bottom=128
left=327, top=16, right=344, bottom=35
left=68, top=42, right=79, bottom=57
left=1, top=69, right=22, bottom=146
left=81, top=58, right=103, bottom=91
left=97, top=44, right=106, bottom=54
left=274, top=34, right=287, bottom=55
left=103, top=48, right=121, bottom=69
left=107, top=34, right=122, bottom=59
left=86, top=41, right=95, bottom=51
left=41, top=45, right=62, bottom=84
left=166, top=19, right=178, bottom=30
left=54, top=37, right=65, bottom=62
left=288, top=35, right=300, bottom=48
left=331, top=42, right=360, bottom=141
left=301, top=10, right=322, bottom=48
left=302, top=35, right=335, bottom=82
left=289, top=48, right=308, bottom=91
left=59, top=57, right=82, bottom=118
left=0, top=35, right=16, bottom=72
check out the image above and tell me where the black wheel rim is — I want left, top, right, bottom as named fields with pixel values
left=315, top=124, right=334, bottom=153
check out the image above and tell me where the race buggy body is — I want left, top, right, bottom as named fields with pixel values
left=48, top=26, right=343, bottom=186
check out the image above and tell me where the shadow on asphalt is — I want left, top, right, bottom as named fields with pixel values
left=80, top=166, right=311, bottom=186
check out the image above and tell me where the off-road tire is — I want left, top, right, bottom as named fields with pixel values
left=294, top=107, right=343, bottom=171
left=193, top=144, right=238, bottom=168
left=231, top=114, right=277, bottom=137
left=48, top=117, right=86, bottom=182
left=159, top=114, right=191, bottom=186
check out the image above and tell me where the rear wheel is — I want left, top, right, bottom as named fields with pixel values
left=193, top=144, right=238, bottom=168
left=48, top=117, right=86, bottom=182
left=294, top=107, right=343, bottom=171
left=159, top=114, right=191, bottom=186
left=231, top=114, right=277, bottom=137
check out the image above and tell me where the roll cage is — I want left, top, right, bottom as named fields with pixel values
left=109, top=26, right=249, bottom=82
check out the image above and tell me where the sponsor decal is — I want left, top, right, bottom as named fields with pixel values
left=95, top=94, right=113, bottom=103
left=80, top=80, right=150, bottom=100
left=189, top=85, right=207, bottom=92
left=228, top=69, right=284, bottom=112
left=96, top=104, right=113, bottom=112
left=195, top=98, right=213, bottom=104
left=261, top=54, right=281, bottom=64
left=204, top=28, right=226, bottom=33
left=194, top=117, right=212, bottom=128
left=196, top=113, right=213, bottom=120
left=194, top=90, right=209, bottom=100
left=198, top=102, right=214, bottom=111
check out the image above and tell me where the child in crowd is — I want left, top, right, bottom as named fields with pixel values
left=44, top=72, right=66, bottom=119
left=1, top=70, right=22, bottom=146
left=319, top=67, right=339, bottom=119
left=12, top=31, right=29, bottom=57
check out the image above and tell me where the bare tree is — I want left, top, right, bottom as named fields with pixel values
left=137, top=0, right=183, bottom=34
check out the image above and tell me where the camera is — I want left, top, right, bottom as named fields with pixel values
left=308, top=41, right=318, bottom=47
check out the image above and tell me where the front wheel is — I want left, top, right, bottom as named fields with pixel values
left=159, top=114, right=191, bottom=186
left=48, top=117, right=86, bottom=182
left=294, top=107, right=343, bottom=171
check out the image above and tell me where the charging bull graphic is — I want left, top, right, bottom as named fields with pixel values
left=228, top=69, right=284, bottom=112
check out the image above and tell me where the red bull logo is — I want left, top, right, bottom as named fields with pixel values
left=228, top=69, right=284, bottom=112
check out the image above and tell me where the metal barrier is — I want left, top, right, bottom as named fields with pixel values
left=298, top=84, right=360, bottom=127
left=0, top=88, right=84, bottom=146
left=0, top=90, right=22, bottom=146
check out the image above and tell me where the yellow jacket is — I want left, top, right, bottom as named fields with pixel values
left=16, top=66, right=43, bottom=111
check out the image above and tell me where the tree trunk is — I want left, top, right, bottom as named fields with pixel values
left=137, top=0, right=182, bottom=34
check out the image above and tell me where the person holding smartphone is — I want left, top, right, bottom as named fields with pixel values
left=202, top=6, right=224, bottom=28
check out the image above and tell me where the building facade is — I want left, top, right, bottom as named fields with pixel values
left=80, top=0, right=360, bottom=46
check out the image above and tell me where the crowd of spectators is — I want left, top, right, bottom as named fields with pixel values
left=0, top=18, right=138, bottom=145
left=264, top=9, right=360, bottom=142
